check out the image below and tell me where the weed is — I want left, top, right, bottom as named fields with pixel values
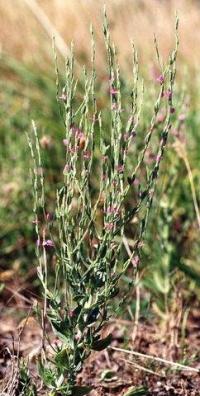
left=27, top=11, right=178, bottom=395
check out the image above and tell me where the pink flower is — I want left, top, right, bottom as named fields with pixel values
left=110, top=87, right=119, bottom=95
left=68, top=309, right=76, bottom=318
left=83, top=151, right=91, bottom=160
left=112, top=179, right=118, bottom=187
left=105, top=222, right=114, bottom=231
left=40, top=135, right=52, bottom=149
left=123, top=130, right=136, bottom=141
left=164, top=90, right=172, bottom=100
left=77, top=131, right=85, bottom=140
left=156, top=154, right=162, bottom=162
left=43, top=239, right=55, bottom=248
left=91, top=115, right=98, bottom=123
left=59, top=93, right=67, bottom=102
left=148, top=189, right=154, bottom=199
left=111, top=104, right=124, bottom=112
left=112, top=102, right=118, bottom=110
left=133, top=178, right=140, bottom=186
left=68, top=147, right=77, bottom=154
left=116, top=165, right=124, bottom=174
left=63, top=139, right=69, bottom=146
left=36, top=238, right=41, bottom=247
left=128, top=115, right=135, bottom=124
left=156, top=113, right=166, bottom=123
left=123, top=132, right=129, bottom=141
left=132, top=255, right=140, bottom=267
left=145, top=151, right=156, bottom=165
left=36, top=167, right=43, bottom=176
left=70, top=125, right=84, bottom=139
left=179, top=113, right=186, bottom=122
left=45, top=213, right=52, bottom=222
left=138, top=241, right=144, bottom=248
left=156, top=74, right=164, bottom=84
left=102, top=155, right=108, bottom=162
left=63, top=164, right=71, bottom=174
left=105, top=205, right=120, bottom=215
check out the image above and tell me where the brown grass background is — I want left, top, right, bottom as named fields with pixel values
left=0, top=0, right=199, bottom=75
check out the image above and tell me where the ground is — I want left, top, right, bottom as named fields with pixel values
left=1, top=285, right=200, bottom=396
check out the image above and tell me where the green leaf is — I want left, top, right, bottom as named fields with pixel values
left=71, top=385, right=92, bottom=396
left=91, top=333, right=112, bottom=351
left=55, top=348, right=69, bottom=369
left=100, top=369, right=118, bottom=382
left=0, top=283, right=5, bottom=294
left=123, top=386, right=148, bottom=396
left=176, top=260, right=200, bottom=285
left=38, top=360, right=56, bottom=387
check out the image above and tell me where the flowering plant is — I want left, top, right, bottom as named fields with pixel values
left=28, top=11, right=178, bottom=396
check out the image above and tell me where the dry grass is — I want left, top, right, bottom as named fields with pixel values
left=0, top=0, right=200, bottom=75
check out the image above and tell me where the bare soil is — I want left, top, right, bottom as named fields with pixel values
left=0, top=282, right=200, bottom=395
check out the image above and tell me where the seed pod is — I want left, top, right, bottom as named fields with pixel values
left=79, top=135, right=86, bottom=150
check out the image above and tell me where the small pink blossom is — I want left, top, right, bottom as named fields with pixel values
left=156, top=113, right=166, bottom=123
left=77, top=131, right=85, bottom=140
left=156, top=154, right=162, bottom=162
left=105, top=222, right=114, bottom=231
left=116, top=165, right=124, bottom=174
left=123, top=130, right=136, bottom=141
left=83, top=151, right=91, bottom=160
left=52, top=338, right=61, bottom=347
left=179, top=113, right=186, bottom=122
left=128, top=115, right=135, bottom=124
left=70, top=125, right=84, bottom=138
left=43, top=239, right=55, bottom=248
left=40, top=135, right=52, bottom=149
left=36, top=238, right=41, bottom=247
left=59, top=93, right=67, bottom=101
left=133, top=178, right=140, bottom=186
left=124, top=132, right=129, bottom=141
left=138, top=241, right=144, bottom=248
left=164, top=90, right=172, bottom=100
left=105, top=205, right=120, bottom=215
left=91, top=114, right=98, bottom=123
left=156, top=74, right=164, bottom=84
left=145, top=151, right=156, bottom=165
left=148, top=189, right=154, bottom=199
left=112, top=179, right=118, bottom=187
left=63, top=139, right=69, bottom=146
left=102, top=155, right=108, bottom=162
left=132, top=255, right=140, bottom=267
left=110, top=87, right=119, bottom=95
left=68, top=309, right=76, bottom=318
left=112, top=102, right=118, bottom=110
left=63, top=164, right=72, bottom=174
left=45, top=213, right=52, bottom=222
left=111, top=103, right=124, bottom=112
left=68, top=147, right=77, bottom=154
left=36, top=167, right=43, bottom=176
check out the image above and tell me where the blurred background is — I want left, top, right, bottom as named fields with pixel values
left=1, top=0, right=200, bottom=71
left=1, top=0, right=200, bottom=338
